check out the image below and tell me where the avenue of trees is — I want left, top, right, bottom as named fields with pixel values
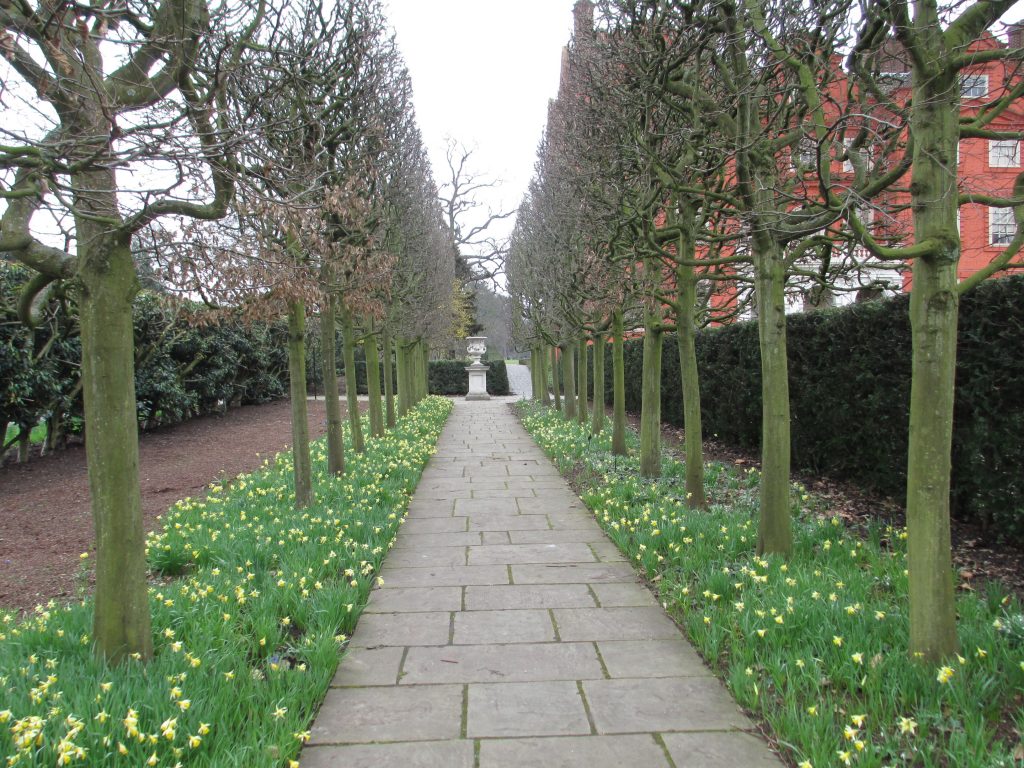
left=1, top=0, right=465, bottom=663
left=509, top=0, right=1024, bottom=663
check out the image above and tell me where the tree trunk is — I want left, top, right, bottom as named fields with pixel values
left=551, top=345, right=561, bottom=411
left=320, top=294, right=345, bottom=476
left=577, top=336, right=588, bottom=425
left=639, top=310, right=663, bottom=478
left=675, top=262, right=707, bottom=509
left=365, top=327, right=384, bottom=438
left=79, top=233, right=152, bottom=663
left=531, top=348, right=541, bottom=401
left=560, top=344, right=576, bottom=420
left=591, top=332, right=605, bottom=435
left=420, top=341, right=430, bottom=401
left=17, top=427, right=30, bottom=463
left=535, top=347, right=545, bottom=401
left=540, top=344, right=551, bottom=406
left=754, top=248, right=792, bottom=556
left=382, top=327, right=396, bottom=428
left=45, top=412, right=62, bottom=456
left=611, top=310, right=627, bottom=456
left=904, top=43, right=961, bottom=660
left=341, top=308, right=365, bottom=453
left=287, top=300, right=313, bottom=507
left=396, top=338, right=409, bottom=417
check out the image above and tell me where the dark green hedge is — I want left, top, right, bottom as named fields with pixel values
left=429, top=360, right=510, bottom=396
left=342, top=358, right=512, bottom=396
left=605, top=275, right=1024, bottom=542
left=2, top=263, right=289, bottom=450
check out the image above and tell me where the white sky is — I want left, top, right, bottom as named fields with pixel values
left=384, top=0, right=579, bottom=254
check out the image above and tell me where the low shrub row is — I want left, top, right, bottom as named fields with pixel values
left=516, top=401, right=1024, bottom=768
left=0, top=396, right=453, bottom=767
left=604, top=274, right=1024, bottom=542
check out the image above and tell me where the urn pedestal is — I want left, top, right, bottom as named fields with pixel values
left=465, top=336, right=490, bottom=401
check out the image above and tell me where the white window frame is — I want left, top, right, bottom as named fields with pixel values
left=961, top=74, right=988, bottom=99
left=989, top=205, right=1016, bottom=245
left=797, top=136, right=817, bottom=168
left=879, top=71, right=910, bottom=91
left=989, top=139, right=1020, bottom=168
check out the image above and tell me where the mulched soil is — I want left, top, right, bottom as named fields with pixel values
left=656, top=419, right=1024, bottom=600
left=0, top=399, right=347, bottom=613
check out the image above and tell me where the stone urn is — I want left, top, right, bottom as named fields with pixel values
left=466, top=336, right=487, bottom=365
left=464, top=336, right=490, bottom=400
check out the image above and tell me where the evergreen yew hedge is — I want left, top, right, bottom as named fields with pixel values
left=606, top=274, right=1024, bottom=542
left=428, top=359, right=510, bottom=396
left=350, top=359, right=510, bottom=396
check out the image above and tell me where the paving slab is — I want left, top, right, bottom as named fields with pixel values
left=453, top=608, right=555, bottom=644
left=330, top=645, right=404, bottom=686
left=468, top=542, right=597, bottom=565
left=663, top=732, right=784, bottom=766
left=467, top=514, right=551, bottom=532
left=590, top=581, right=659, bottom=607
left=301, top=741, right=474, bottom=768
left=597, top=639, right=710, bottom=678
left=302, top=398, right=780, bottom=767
left=400, top=642, right=603, bottom=684
left=308, top=684, right=463, bottom=744
left=391, top=531, right=483, bottom=548
left=348, top=611, right=451, bottom=647
left=583, top=677, right=753, bottom=733
left=400, top=517, right=467, bottom=534
left=384, top=546, right=467, bottom=568
left=465, top=584, right=596, bottom=610
left=467, top=681, right=591, bottom=737
left=511, top=562, right=636, bottom=584
left=364, top=586, right=463, bottom=613
left=379, top=564, right=509, bottom=587
left=553, top=607, right=682, bottom=641
left=481, top=531, right=511, bottom=544
left=454, top=497, right=521, bottom=515
left=479, top=735, right=671, bottom=768
left=509, top=528, right=611, bottom=544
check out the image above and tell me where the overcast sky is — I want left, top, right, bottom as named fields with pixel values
left=384, top=0, right=579, bottom=254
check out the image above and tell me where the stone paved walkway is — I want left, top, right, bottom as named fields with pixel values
left=301, top=398, right=783, bottom=768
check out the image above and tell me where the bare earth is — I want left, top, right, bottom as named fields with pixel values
left=0, top=399, right=334, bottom=612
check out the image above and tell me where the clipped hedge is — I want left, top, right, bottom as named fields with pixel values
left=606, top=274, right=1024, bottom=542
left=429, top=359, right=510, bottom=396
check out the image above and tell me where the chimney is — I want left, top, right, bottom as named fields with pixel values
left=573, top=0, right=594, bottom=40
left=1009, top=22, right=1024, bottom=50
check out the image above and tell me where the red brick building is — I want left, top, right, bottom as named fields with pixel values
left=556, top=2, right=1023, bottom=316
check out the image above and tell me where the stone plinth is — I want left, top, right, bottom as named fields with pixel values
left=466, top=363, right=490, bottom=400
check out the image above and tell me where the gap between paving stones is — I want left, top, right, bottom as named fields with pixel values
left=301, top=398, right=784, bottom=768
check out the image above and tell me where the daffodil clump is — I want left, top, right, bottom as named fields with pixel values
left=517, top=402, right=1024, bottom=768
left=0, top=396, right=452, bottom=767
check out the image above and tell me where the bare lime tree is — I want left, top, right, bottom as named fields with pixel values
left=0, top=0, right=264, bottom=662
left=840, top=1, right=1024, bottom=661
left=379, top=104, right=460, bottom=408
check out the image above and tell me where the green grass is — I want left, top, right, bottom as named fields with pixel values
left=4, top=423, right=46, bottom=447
left=0, top=396, right=452, bottom=767
left=516, top=401, right=1024, bottom=768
